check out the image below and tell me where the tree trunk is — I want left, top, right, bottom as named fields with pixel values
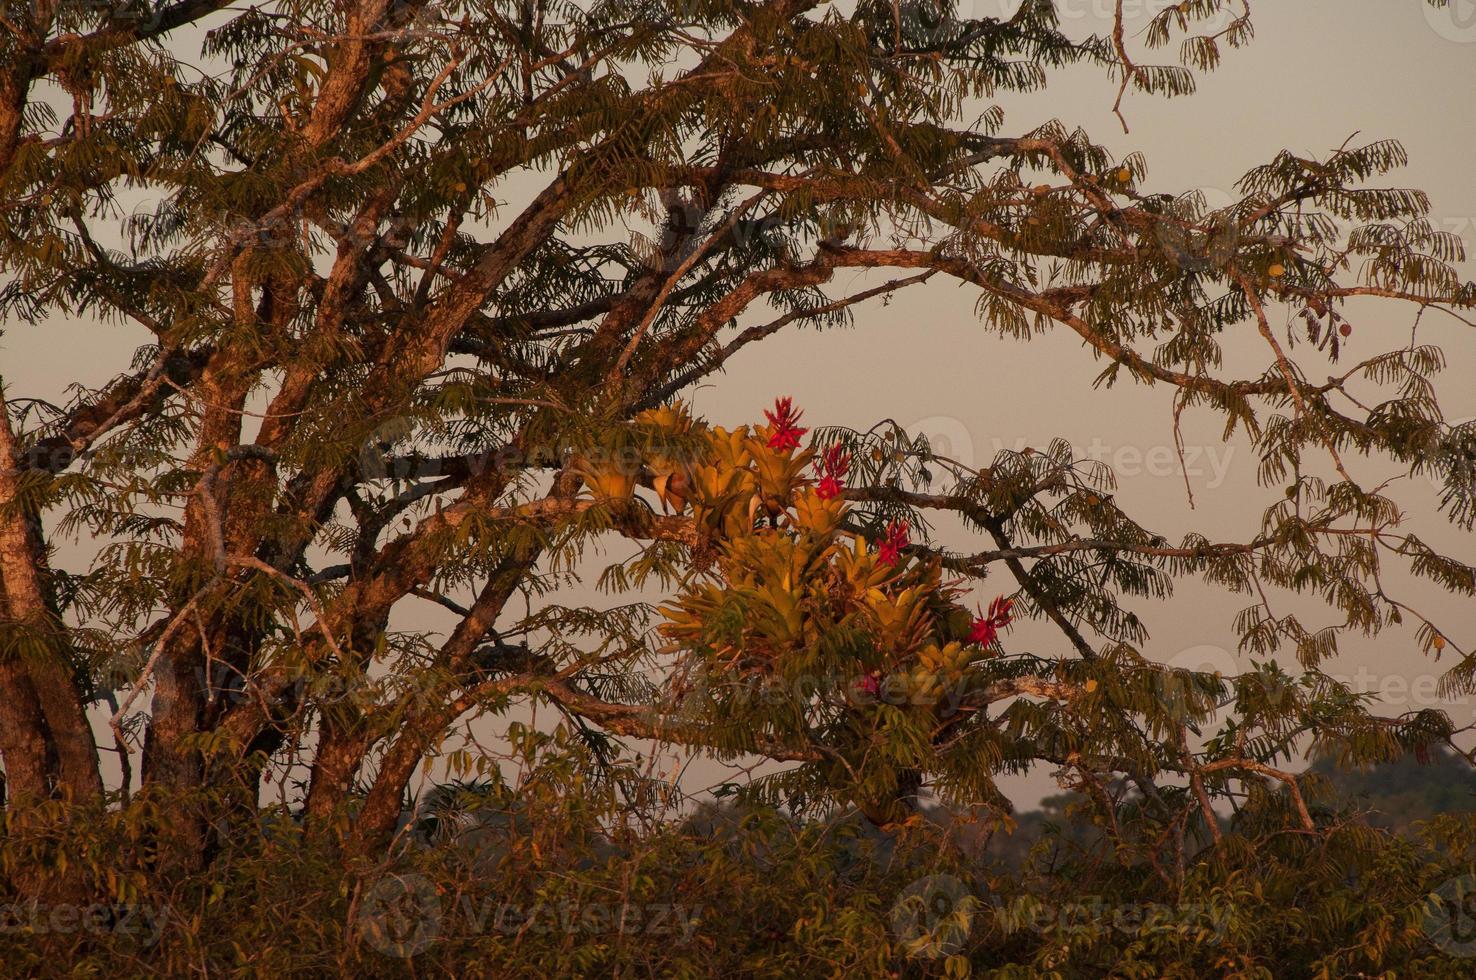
left=0, top=387, right=102, bottom=803
left=0, top=651, right=54, bottom=803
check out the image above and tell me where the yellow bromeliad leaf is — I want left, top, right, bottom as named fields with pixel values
left=637, top=403, right=704, bottom=513
left=688, top=463, right=757, bottom=537
left=863, top=584, right=933, bottom=655
left=921, top=641, right=971, bottom=676
left=751, top=585, right=804, bottom=645
left=705, top=425, right=753, bottom=471
left=834, top=536, right=895, bottom=593
left=633, top=402, right=696, bottom=435
left=746, top=433, right=814, bottom=507
left=792, top=487, right=846, bottom=537
left=572, top=452, right=638, bottom=501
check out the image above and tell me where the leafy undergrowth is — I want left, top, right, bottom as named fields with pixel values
left=5, top=782, right=1476, bottom=979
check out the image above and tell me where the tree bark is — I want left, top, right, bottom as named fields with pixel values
left=0, top=386, right=103, bottom=804
left=0, top=647, right=53, bottom=804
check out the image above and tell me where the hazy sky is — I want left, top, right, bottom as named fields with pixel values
left=707, top=0, right=1476, bottom=804
left=5, top=1, right=1475, bottom=811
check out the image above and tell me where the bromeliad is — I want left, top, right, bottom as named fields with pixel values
left=814, top=445, right=850, bottom=500
left=763, top=397, right=808, bottom=452
left=876, top=519, right=910, bottom=568
left=968, top=596, right=1015, bottom=647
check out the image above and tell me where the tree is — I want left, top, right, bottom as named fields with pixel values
left=2, top=0, right=1476, bottom=969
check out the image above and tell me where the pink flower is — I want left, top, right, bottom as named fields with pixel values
left=814, top=445, right=850, bottom=500
left=857, top=673, right=880, bottom=697
left=968, top=619, right=997, bottom=647
left=968, top=595, right=1014, bottom=647
left=763, top=397, right=808, bottom=452
left=876, top=519, right=910, bottom=567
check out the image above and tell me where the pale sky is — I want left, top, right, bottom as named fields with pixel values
left=672, top=0, right=1476, bottom=807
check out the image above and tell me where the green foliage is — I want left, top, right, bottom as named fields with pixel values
left=7, top=753, right=1476, bottom=977
left=1, top=0, right=1475, bottom=974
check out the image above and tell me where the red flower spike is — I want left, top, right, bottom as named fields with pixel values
left=968, top=595, right=1014, bottom=647
left=763, top=397, right=808, bottom=452
left=814, top=445, right=851, bottom=500
left=876, top=519, right=910, bottom=567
